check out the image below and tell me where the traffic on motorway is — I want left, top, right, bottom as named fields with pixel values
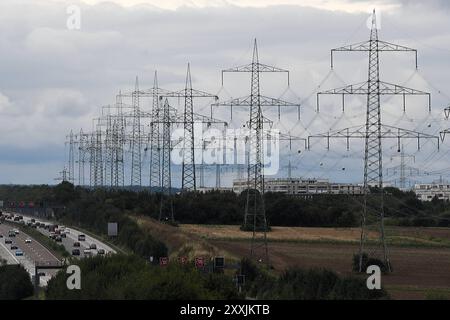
left=0, top=211, right=116, bottom=286
left=1, top=212, right=115, bottom=259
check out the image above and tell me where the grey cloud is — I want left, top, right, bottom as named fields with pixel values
left=0, top=0, right=449, bottom=184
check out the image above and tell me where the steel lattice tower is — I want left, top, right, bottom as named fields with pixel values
left=161, top=65, right=219, bottom=192
left=149, top=72, right=162, bottom=189
left=310, top=10, right=439, bottom=272
left=183, top=64, right=196, bottom=191
left=104, top=110, right=113, bottom=187
left=130, top=77, right=142, bottom=187
left=159, top=98, right=174, bottom=222
left=363, top=11, right=387, bottom=271
left=94, top=122, right=104, bottom=187
left=386, top=146, right=417, bottom=190
left=214, top=40, right=299, bottom=264
left=112, top=92, right=125, bottom=188
left=89, top=132, right=95, bottom=187
left=67, top=130, right=75, bottom=184
left=78, top=129, right=86, bottom=186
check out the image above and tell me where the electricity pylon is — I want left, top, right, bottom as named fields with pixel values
left=159, top=98, right=174, bottom=222
left=66, top=130, right=75, bottom=184
left=386, top=146, right=418, bottom=190
left=161, top=64, right=219, bottom=192
left=130, top=77, right=142, bottom=187
left=213, top=39, right=300, bottom=265
left=309, top=10, right=439, bottom=272
left=78, top=129, right=87, bottom=186
left=149, top=72, right=162, bottom=190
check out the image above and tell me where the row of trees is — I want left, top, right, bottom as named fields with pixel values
left=2, top=183, right=450, bottom=228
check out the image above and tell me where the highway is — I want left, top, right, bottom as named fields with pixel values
left=1, top=212, right=117, bottom=286
left=19, top=215, right=116, bottom=257
left=0, top=222, right=60, bottom=284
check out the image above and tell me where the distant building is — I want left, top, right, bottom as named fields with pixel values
left=414, top=183, right=450, bottom=201
left=197, top=187, right=234, bottom=193
left=232, top=178, right=364, bottom=196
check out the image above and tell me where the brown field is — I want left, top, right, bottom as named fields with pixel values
left=135, top=217, right=450, bottom=300
left=181, top=224, right=379, bottom=242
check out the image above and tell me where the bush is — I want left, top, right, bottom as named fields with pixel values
left=0, top=265, right=34, bottom=300
left=46, top=254, right=241, bottom=300
left=239, top=258, right=389, bottom=300
left=352, top=253, right=391, bottom=273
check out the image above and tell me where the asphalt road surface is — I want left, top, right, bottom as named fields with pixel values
left=19, top=215, right=116, bottom=258
left=0, top=222, right=60, bottom=283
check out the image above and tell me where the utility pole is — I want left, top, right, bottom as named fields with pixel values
left=149, top=72, right=162, bottom=190
left=213, top=39, right=300, bottom=265
left=67, top=131, right=75, bottom=184
left=159, top=98, right=174, bottom=222
left=131, top=77, right=142, bottom=187
left=161, top=64, right=219, bottom=192
left=386, top=145, right=417, bottom=190
left=309, top=10, right=439, bottom=272
left=78, top=129, right=86, bottom=186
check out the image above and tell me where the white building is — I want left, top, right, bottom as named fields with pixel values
left=414, top=183, right=450, bottom=201
left=232, top=178, right=364, bottom=196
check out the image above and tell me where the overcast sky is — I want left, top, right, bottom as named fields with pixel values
left=0, top=0, right=449, bottom=186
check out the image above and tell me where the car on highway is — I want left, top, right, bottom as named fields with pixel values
left=73, top=242, right=80, bottom=247
left=15, top=249, right=23, bottom=256
left=5, top=239, right=12, bottom=244
left=83, top=249, right=92, bottom=255
left=98, top=249, right=105, bottom=255
left=8, top=230, right=15, bottom=237
left=13, top=229, right=19, bottom=235
left=0, top=234, right=3, bottom=238
left=10, top=244, right=18, bottom=250
left=55, top=236, right=62, bottom=242
left=78, top=234, right=86, bottom=241
left=60, top=233, right=66, bottom=238
left=90, top=243, right=97, bottom=250
left=25, top=239, right=32, bottom=244
left=72, top=249, right=81, bottom=256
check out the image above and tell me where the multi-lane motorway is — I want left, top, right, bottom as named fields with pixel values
left=0, top=213, right=116, bottom=286
left=0, top=222, right=60, bottom=284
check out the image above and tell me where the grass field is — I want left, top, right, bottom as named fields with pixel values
left=135, top=216, right=450, bottom=300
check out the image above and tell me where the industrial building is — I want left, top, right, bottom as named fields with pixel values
left=232, top=178, right=364, bottom=196
left=413, top=183, right=450, bottom=201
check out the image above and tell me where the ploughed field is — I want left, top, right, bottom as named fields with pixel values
left=135, top=217, right=450, bottom=299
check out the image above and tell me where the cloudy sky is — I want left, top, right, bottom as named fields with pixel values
left=0, top=0, right=449, bottom=186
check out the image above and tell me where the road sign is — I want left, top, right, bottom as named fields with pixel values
left=178, top=256, right=188, bottom=265
left=195, top=257, right=205, bottom=269
left=159, top=257, right=169, bottom=266
left=107, top=222, right=118, bottom=237
left=214, top=257, right=225, bottom=269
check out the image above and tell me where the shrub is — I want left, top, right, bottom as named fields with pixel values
left=0, top=265, right=34, bottom=300
left=352, top=253, right=391, bottom=273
